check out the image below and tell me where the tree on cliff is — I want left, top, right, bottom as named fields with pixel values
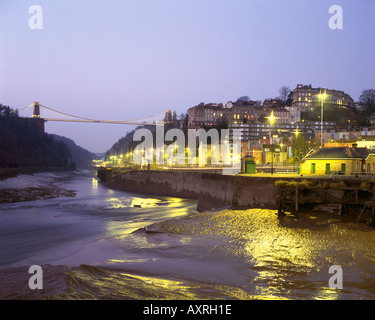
left=0, top=104, right=18, bottom=117
left=236, top=96, right=251, bottom=102
left=0, top=104, right=73, bottom=169
left=359, top=89, right=375, bottom=113
left=279, top=86, right=291, bottom=104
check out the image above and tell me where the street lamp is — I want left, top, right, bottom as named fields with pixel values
left=265, top=110, right=279, bottom=175
left=280, top=142, right=284, bottom=165
left=292, top=127, right=301, bottom=174
left=318, top=88, right=327, bottom=148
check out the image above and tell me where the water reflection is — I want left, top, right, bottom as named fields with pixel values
left=313, top=287, right=340, bottom=300
left=2, top=171, right=375, bottom=299
left=129, top=207, right=375, bottom=299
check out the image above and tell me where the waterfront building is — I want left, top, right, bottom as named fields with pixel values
left=285, top=106, right=301, bottom=124
left=315, top=129, right=340, bottom=145
left=301, top=146, right=375, bottom=175
left=356, top=137, right=375, bottom=151
left=349, top=131, right=361, bottom=140
left=361, top=129, right=373, bottom=137
left=262, top=143, right=288, bottom=165
left=325, top=137, right=375, bottom=152
left=248, top=147, right=263, bottom=164
left=338, top=131, right=350, bottom=140
left=324, top=140, right=357, bottom=148
left=292, top=84, right=354, bottom=111
left=187, top=101, right=262, bottom=129
left=187, top=102, right=290, bottom=129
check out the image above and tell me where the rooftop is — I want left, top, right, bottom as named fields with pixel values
left=304, top=147, right=373, bottom=160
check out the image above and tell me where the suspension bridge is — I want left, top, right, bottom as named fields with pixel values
left=15, top=101, right=172, bottom=126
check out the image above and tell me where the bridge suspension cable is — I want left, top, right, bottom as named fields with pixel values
left=12, top=104, right=34, bottom=113
left=16, top=103, right=166, bottom=125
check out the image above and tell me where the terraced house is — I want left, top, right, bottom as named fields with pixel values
left=301, top=146, right=375, bottom=175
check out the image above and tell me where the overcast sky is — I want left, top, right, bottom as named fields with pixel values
left=1, top=0, right=374, bottom=153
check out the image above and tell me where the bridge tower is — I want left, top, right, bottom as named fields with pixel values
left=164, top=110, right=172, bottom=124
left=33, top=101, right=40, bottom=118
left=31, top=101, right=45, bottom=135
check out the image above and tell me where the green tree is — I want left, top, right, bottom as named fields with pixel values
left=292, top=134, right=309, bottom=163
left=0, top=104, right=73, bottom=169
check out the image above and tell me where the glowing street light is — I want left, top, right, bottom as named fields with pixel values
left=318, top=88, right=327, bottom=148
left=292, top=126, right=302, bottom=174
left=265, top=110, right=279, bottom=175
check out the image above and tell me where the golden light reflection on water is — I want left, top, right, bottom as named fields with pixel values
left=134, top=208, right=374, bottom=299
left=87, top=202, right=375, bottom=300
left=91, top=177, right=99, bottom=195
left=109, top=272, right=288, bottom=300
left=104, top=196, right=182, bottom=210
left=92, top=177, right=98, bottom=189
left=104, top=196, right=195, bottom=239
left=313, top=287, right=340, bottom=300
left=107, top=258, right=151, bottom=264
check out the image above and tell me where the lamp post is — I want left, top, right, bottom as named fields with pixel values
left=292, top=127, right=301, bottom=174
left=318, top=88, right=327, bottom=148
left=280, top=142, right=284, bottom=165
left=265, top=110, right=278, bottom=175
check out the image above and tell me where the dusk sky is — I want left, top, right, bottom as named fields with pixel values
left=1, top=0, right=374, bottom=153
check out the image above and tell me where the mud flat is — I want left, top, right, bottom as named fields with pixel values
left=0, top=186, right=76, bottom=203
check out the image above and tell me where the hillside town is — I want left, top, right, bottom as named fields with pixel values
left=104, top=83, right=375, bottom=176
left=184, top=84, right=375, bottom=175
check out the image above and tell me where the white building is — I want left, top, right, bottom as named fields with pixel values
left=285, top=106, right=301, bottom=124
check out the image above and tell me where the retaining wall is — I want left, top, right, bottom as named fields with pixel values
left=103, top=170, right=280, bottom=211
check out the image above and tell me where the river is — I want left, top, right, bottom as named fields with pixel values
left=0, top=171, right=375, bottom=300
